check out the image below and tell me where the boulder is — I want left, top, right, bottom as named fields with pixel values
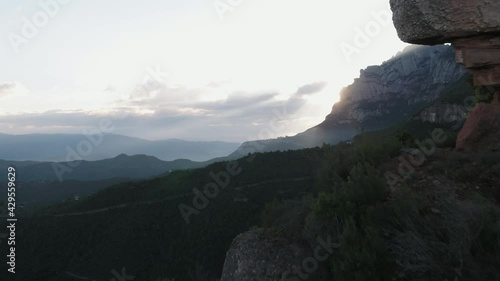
left=220, top=229, right=306, bottom=281
left=220, top=228, right=331, bottom=281
left=390, top=0, right=500, bottom=45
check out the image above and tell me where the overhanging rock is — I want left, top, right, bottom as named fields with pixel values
left=391, top=0, right=500, bottom=151
left=390, top=0, right=500, bottom=89
left=390, top=0, right=500, bottom=45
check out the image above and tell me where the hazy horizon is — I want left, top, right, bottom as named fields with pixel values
left=1, top=0, right=408, bottom=142
left=0, top=130, right=243, bottom=143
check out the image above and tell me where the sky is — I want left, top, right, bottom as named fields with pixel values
left=0, top=0, right=408, bottom=142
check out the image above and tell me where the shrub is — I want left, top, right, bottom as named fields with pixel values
left=261, top=199, right=308, bottom=240
left=315, top=162, right=389, bottom=221
left=315, top=162, right=393, bottom=280
left=333, top=217, right=392, bottom=281
left=396, top=130, right=414, bottom=147
left=377, top=189, right=500, bottom=280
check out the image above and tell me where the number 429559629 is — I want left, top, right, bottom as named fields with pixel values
left=7, top=167, right=16, bottom=216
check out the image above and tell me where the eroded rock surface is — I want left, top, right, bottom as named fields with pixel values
left=228, top=45, right=468, bottom=155
left=390, top=0, right=500, bottom=45
left=456, top=103, right=500, bottom=151
left=220, top=228, right=306, bottom=281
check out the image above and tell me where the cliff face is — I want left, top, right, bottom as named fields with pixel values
left=414, top=104, right=467, bottom=124
left=229, top=45, right=469, bottom=158
left=322, top=45, right=467, bottom=127
left=297, top=45, right=468, bottom=145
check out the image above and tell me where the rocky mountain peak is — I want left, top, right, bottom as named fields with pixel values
left=319, top=45, right=467, bottom=133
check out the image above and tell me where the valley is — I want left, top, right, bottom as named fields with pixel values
left=1, top=22, right=499, bottom=281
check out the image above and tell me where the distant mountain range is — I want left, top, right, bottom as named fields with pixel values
left=0, top=133, right=240, bottom=162
left=0, top=45, right=473, bottom=209
left=0, top=154, right=208, bottom=182
left=230, top=45, right=469, bottom=155
left=0, top=46, right=468, bottom=164
left=0, top=154, right=212, bottom=207
left=7, top=44, right=492, bottom=281
left=14, top=148, right=325, bottom=280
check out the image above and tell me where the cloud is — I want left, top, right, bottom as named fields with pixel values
left=0, top=80, right=316, bottom=142
left=104, top=85, right=116, bottom=93
left=0, top=88, right=312, bottom=142
left=123, top=81, right=285, bottom=117
left=206, top=80, right=230, bottom=88
left=0, top=82, right=17, bottom=97
left=195, top=92, right=279, bottom=111
left=129, top=79, right=166, bottom=101
left=295, top=81, right=328, bottom=96
left=125, top=82, right=203, bottom=108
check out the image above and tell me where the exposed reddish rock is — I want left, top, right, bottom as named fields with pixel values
left=494, top=90, right=500, bottom=104
left=453, top=37, right=500, bottom=87
left=456, top=102, right=500, bottom=151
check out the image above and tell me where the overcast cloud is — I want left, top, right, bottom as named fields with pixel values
left=0, top=82, right=17, bottom=97
left=0, top=0, right=408, bottom=142
left=0, top=80, right=321, bottom=141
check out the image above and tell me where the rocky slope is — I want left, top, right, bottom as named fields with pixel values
left=221, top=3, right=500, bottom=280
left=308, top=45, right=467, bottom=134
left=220, top=228, right=313, bottom=281
left=220, top=149, right=500, bottom=281
left=230, top=45, right=468, bottom=158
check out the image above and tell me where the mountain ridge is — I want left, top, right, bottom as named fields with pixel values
left=0, top=132, right=241, bottom=162
left=230, top=45, right=469, bottom=156
left=0, top=153, right=207, bottom=182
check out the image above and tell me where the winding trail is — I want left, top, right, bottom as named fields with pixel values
left=54, top=177, right=312, bottom=217
left=64, top=271, right=99, bottom=281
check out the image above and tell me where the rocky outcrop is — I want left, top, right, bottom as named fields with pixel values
left=390, top=0, right=500, bottom=45
left=220, top=227, right=335, bottom=281
left=390, top=0, right=500, bottom=90
left=228, top=45, right=469, bottom=157
left=390, top=0, right=500, bottom=151
left=299, top=45, right=468, bottom=145
left=456, top=103, right=500, bottom=151
left=415, top=104, right=468, bottom=124
left=220, top=229, right=308, bottom=281
left=321, top=45, right=467, bottom=126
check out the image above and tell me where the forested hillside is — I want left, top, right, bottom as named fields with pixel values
left=8, top=148, right=325, bottom=280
